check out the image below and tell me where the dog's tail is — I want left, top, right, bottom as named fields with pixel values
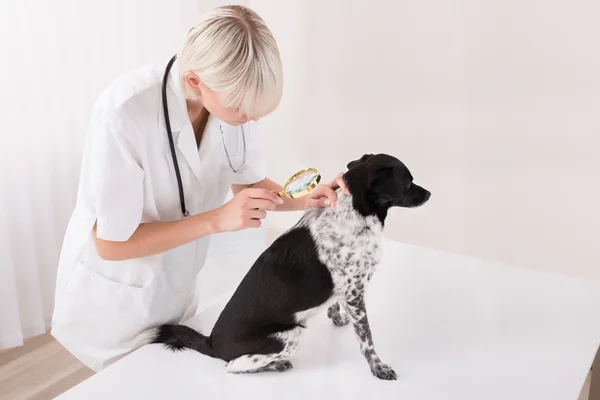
left=133, top=324, right=215, bottom=357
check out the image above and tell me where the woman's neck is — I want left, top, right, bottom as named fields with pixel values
left=186, top=99, right=207, bottom=126
left=186, top=99, right=210, bottom=149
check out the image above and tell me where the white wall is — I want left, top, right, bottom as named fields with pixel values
left=250, top=0, right=600, bottom=281
left=244, top=1, right=311, bottom=234
left=1, top=1, right=597, bottom=347
left=0, top=0, right=240, bottom=347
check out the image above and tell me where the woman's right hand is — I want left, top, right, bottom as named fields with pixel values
left=212, top=188, right=283, bottom=232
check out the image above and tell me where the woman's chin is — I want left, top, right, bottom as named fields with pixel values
left=225, top=120, right=244, bottom=126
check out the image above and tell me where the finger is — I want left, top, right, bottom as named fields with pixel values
left=314, top=186, right=337, bottom=211
left=318, top=197, right=331, bottom=208
left=247, top=199, right=277, bottom=211
left=244, top=188, right=284, bottom=204
left=328, top=172, right=344, bottom=191
left=336, top=175, right=350, bottom=194
left=249, top=210, right=268, bottom=220
left=330, top=173, right=349, bottom=195
left=305, top=198, right=319, bottom=209
left=305, top=196, right=328, bottom=208
left=246, top=219, right=262, bottom=229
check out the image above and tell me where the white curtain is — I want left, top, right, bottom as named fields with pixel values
left=0, top=0, right=240, bottom=349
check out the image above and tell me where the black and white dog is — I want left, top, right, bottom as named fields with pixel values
left=136, top=153, right=431, bottom=380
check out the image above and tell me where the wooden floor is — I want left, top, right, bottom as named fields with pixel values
left=0, top=333, right=592, bottom=400
left=0, top=333, right=94, bottom=400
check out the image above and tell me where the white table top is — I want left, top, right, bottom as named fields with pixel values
left=58, top=239, right=600, bottom=400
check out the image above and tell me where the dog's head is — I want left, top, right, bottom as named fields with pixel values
left=343, top=153, right=431, bottom=222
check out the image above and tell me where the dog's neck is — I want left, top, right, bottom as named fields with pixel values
left=322, top=192, right=384, bottom=235
left=300, top=190, right=386, bottom=237
left=345, top=189, right=391, bottom=226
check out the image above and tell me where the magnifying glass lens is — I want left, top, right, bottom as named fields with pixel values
left=285, top=170, right=319, bottom=196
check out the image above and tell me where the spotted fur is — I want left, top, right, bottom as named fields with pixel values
left=296, top=194, right=395, bottom=379
left=137, top=154, right=431, bottom=380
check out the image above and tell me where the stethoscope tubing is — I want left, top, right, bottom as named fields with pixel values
left=162, top=54, right=247, bottom=218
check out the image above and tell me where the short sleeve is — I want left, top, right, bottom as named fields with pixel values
left=91, top=109, right=144, bottom=242
left=228, top=120, right=267, bottom=185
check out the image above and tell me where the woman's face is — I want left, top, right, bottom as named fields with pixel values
left=185, top=72, right=257, bottom=126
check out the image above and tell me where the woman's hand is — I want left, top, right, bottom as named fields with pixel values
left=304, top=172, right=350, bottom=211
left=213, top=188, right=283, bottom=232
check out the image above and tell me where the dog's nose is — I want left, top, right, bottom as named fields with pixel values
left=424, top=190, right=431, bottom=201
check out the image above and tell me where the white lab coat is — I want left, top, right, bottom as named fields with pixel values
left=50, top=56, right=266, bottom=372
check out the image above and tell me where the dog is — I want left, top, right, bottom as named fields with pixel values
left=135, top=153, right=431, bottom=380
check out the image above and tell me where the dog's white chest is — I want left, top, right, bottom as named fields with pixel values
left=326, top=233, right=382, bottom=297
left=304, top=194, right=383, bottom=297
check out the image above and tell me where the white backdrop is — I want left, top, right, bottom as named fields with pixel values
left=2, top=0, right=599, bottom=350
left=250, top=0, right=600, bottom=282
left=0, top=0, right=246, bottom=350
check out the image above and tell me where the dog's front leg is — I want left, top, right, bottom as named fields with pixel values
left=344, top=297, right=397, bottom=380
left=326, top=301, right=350, bottom=326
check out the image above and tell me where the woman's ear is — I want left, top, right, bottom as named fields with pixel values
left=184, top=71, right=202, bottom=91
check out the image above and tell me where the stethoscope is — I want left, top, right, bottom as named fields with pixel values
left=162, top=54, right=247, bottom=218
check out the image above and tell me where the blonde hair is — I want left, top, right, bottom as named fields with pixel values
left=178, top=5, right=283, bottom=119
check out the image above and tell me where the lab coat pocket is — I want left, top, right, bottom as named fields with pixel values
left=85, top=262, right=146, bottom=292
left=54, top=260, right=152, bottom=347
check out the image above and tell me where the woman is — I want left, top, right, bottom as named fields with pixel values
left=51, top=5, right=347, bottom=372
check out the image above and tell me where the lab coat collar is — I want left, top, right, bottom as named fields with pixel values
left=162, top=55, right=225, bottom=192
left=160, top=55, right=204, bottom=189
left=162, top=55, right=189, bottom=133
left=169, top=56, right=188, bottom=120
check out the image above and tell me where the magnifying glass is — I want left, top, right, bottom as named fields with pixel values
left=278, top=168, right=322, bottom=199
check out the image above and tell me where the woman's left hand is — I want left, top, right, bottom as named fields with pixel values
left=304, top=172, right=350, bottom=211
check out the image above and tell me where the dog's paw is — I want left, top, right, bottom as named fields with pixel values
left=271, top=360, right=293, bottom=372
left=370, top=363, right=397, bottom=380
left=326, top=304, right=350, bottom=326
left=227, top=360, right=294, bottom=374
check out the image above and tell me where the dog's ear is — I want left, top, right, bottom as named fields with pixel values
left=370, top=166, right=405, bottom=201
left=347, top=154, right=374, bottom=170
